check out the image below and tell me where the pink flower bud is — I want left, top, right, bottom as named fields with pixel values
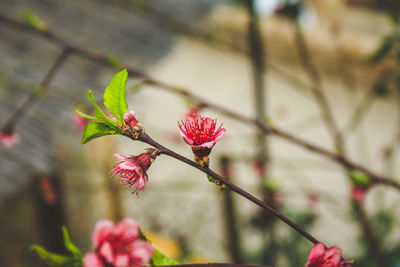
left=124, top=111, right=139, bottom=128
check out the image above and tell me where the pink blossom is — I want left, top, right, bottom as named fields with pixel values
left=178, top=114, right=225, bottom=160
left=84, top=218, right=154, bottom=267
left=306, top=243, right=352, bottom=267
left=350, top=187, right=367, bottom=205
left=110, top=150, right=157, bottom=195
left=0, top=129, right=19, bottom=148
left=73, top=112, right=89, bottom=131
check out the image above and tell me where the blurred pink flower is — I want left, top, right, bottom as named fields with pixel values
left=110, top=150, right=157, bottom=195
left=84, top=218, right=153, bottom=267
left=0, top=129, right=19, bottom=148
left=306, top=243, right=352, bottom=267
left=39, top=177, right=57, bottom=205
left=73, top=112, right=89, bottom=131
left=307, top=193, right=319, bottom=210
left=350, top=187, right=367, bottom=205
left=178, top=113, right=225, bottom=160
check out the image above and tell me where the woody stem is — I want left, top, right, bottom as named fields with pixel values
left=136, top=131, right=320, bottom=245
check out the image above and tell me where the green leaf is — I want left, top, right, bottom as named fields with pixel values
left=103, top=69, right=129, bottom=122
left=62, top=226, right=83, bottom=259
left=75, top=110, right=96, bottom=121
left=207, top=174, right=218, bottom=183
left=150, top=249, right=180, bottom=266
left=31, top=245, right=81, bottom=267
left=21, top=11, right=47, bottom=31
left=81, top=121, right=117, bottom=144
left=87, top=90, right=119, bottom=127
left=348, top=171, right=371, bottom=187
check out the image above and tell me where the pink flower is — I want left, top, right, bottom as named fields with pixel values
left=306, top=243, right=352, bottom=267
left=124, top=111, right=140, bottom=129
left=73, top=112, right=89, bottom=131
left=84, top=218, right=154, bottom=267
left=110, top=149, right=158, bottom=195
left=307, top=193, right=319, bottom=210
left=0, top=129, right=19, bottom=148
left=350, top=186, right=367, bottom=205
left=178, top=114, right=225, bottom=160
left=39, top=177, right=57, bottom=205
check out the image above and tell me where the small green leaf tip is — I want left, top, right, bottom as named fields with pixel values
left=348, top=171, right=371, bottom=187
left=75, top=110, right=96, bottom=121
left=31, top=245, right=79, bottom=266
left=21, top=10, right=47, bottom=31
left=103, top=69, right=129, bottom=123
left=150, top=249, right=180, bottom=266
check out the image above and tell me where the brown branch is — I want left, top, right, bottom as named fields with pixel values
left=245, top=0, right=269, bottom=174
left=1, top=13, right=399, bottom=191
left=1, top=47, right=71, bottom=131
left=136, top=131, right=321, bottom=245
left=293, top=22, right=345, bottom=152
left=342, top=89, right=375, bottom=136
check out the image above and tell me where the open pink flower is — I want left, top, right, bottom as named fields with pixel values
left=178, top=113, right=225, bottom=160
left=306, top=243, right=352, bottom=267
left=84, top=218, right=154, bottom=267
left=110, top=149, right=157, bottom=195
left=0, top=129, right=19, bottom=148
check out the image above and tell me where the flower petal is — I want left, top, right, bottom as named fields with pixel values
left=99, top=242, right=114, bottom=264
left=92, top=219, right=114, bottom=247
left=118, top=161, right=139, bottom=170
left=308, top=243, right=325, bottom=263
left=114, top=253, right=130, bottom=267
left=113, top=153, right=128, bottom=160
left=113, top=218, right=139, bottom=243
left=324, top=246, right=342, bottom=264
left=130, top=240, right=154, bottom=266
left=83, top=253, right=104, bottom=267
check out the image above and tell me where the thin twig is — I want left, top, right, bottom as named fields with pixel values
left=137, top=131, right=320, bottom=245
left=245, top=0, right=269, bottom=177
left=342, top=90, right=375, bottom=136
left=1, top=13, right=399, bottom=191
left=1, top=48, right=71, bottom=131
left=293, top=22, right=345, bottom=152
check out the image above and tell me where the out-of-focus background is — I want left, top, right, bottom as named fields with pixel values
left=1, top=0, right=400, bottom=266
